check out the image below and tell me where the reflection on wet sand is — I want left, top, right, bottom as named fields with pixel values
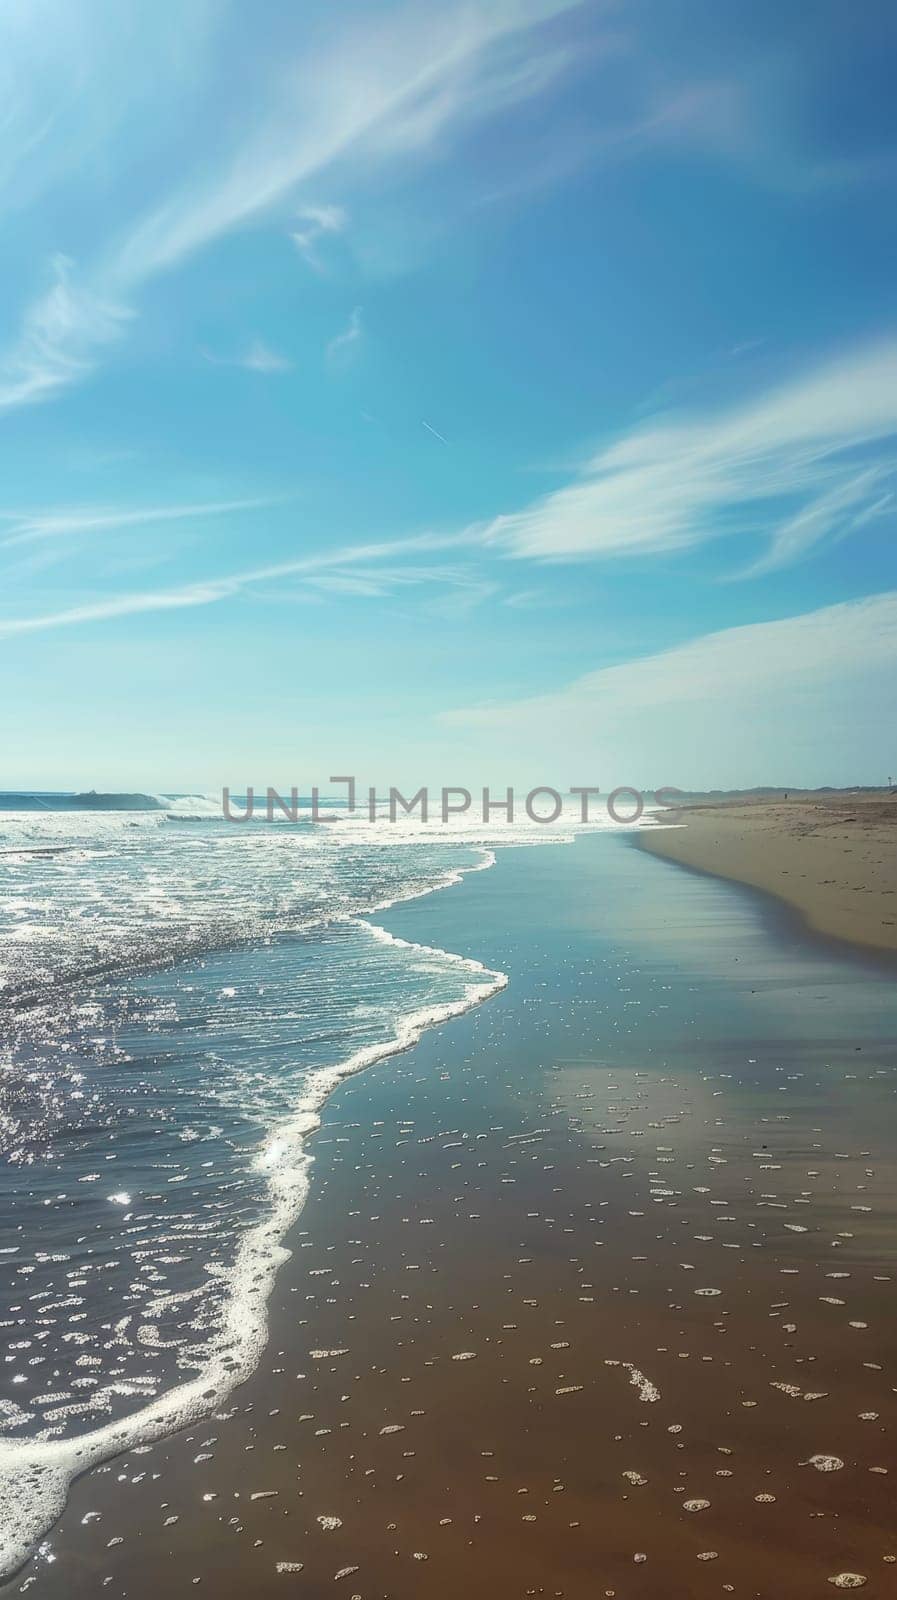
left=18, top=833, right=897, bottom=1598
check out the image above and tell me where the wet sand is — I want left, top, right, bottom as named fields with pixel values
left=14, top=833, right=897, bottom=1598
left=639, top=794, right=897, bottom=958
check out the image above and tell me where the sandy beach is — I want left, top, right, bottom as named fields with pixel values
left=5, top=4, right=896, bottom=1595
left=639, top=793, right=897, bottom=958
left=17, top=830, right=897, bottom=1598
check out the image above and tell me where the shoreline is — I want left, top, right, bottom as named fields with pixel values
left=17, top=831, right=897, bottom=1598
left=0, top=848, right=510, bottom=1585
left=638, top=794, right=897, bottom=960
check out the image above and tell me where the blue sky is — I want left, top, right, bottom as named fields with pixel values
left=1, top=0, right=896, bottom=791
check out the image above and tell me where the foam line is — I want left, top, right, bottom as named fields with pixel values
left=0, top=851, right=507, bottom=1582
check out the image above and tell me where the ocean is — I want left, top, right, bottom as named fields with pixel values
left=0, top=793, right=627, bottom=1576
left=3, top=805, right=897, bottom=1593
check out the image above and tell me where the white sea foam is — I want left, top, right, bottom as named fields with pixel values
left=0, top=803, right=667, bottom=1577
left=603, top=1361, right=661, bottom=1404
left=0, top=859, right=507, bottom=1581
left=161, top=793, right=222, bottom=819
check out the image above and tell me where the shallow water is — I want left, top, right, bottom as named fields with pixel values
left=0, top=801, right=624, bottom=1575
left=0, top=812, right=505, bottom=1440
left=3, top=822, right=897, bottom=1594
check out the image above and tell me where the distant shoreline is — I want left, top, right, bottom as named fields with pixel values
left=638, top=791, right=897, bottom=959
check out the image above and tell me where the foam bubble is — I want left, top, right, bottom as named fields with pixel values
left=0, top=888, right=507, bottom=1580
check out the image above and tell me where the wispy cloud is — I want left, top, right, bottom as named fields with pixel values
left=239, top=340, right=292, bottom=374
left=0, top=0, right=214, bottom=218
left=200, top=341, right=293, bottom=374
left=643, top=73, right=897, bottom=198
left=0, top=527, right=478, bottom=639
left=4, top=1, right=896, bottom=423
left=0, top=580, right=235, bottom=638
left=501, top=587, right=551, bottom=609
left=110, top=4, right=577, bottom=283
left=0, top=496, right=269, bottom=548
left=7, top=336, right=897, bottom=636
left=326, top=306, right=364, bottom=367
left=739, top=468, right=894, bottom=579
left=0, top=0, right=580, bottom=413
left=442, top=590, right=897, bottom=785
left=484, top=340, right=897, bottom=575
left=290, top=203, right=348, bottom=269
left=0, top=254, right=131, bottom=411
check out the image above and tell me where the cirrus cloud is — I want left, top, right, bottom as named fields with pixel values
left=484, top=340, right=897, bottom=575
